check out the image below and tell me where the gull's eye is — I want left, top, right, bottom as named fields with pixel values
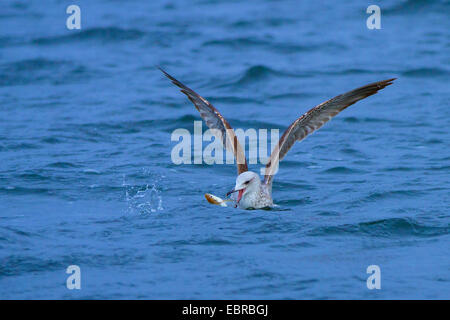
left=244, top=181, right=250, bottom=185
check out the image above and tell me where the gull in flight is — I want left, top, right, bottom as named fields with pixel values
left=159, top=67, right=395, bottom=209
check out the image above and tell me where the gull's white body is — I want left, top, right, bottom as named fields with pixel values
left=160, top=67, right=395, bottom=209
left=232, top=171, right=273, bottom=209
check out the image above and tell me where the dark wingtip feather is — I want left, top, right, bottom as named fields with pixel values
left=157, top=66, right=178, bottom=83
left=156, top=65, right=169, bottom=78
left=157, top=66, right=194, bottom=97
left=346, top=77, right=396, bottom=103
left=373, top=78, right=396, bottom=91
left=378, top=77, right=397, bottom=88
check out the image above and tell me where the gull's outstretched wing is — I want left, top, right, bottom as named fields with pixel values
left=264, top=78, right=396, bottom=185
left=159, top=67, right=248, bottom=174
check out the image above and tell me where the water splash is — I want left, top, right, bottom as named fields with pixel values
left=122, top=171, right=163, bottom=215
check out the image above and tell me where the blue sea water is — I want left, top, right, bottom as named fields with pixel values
left=0, top=0, right=449, bottom=299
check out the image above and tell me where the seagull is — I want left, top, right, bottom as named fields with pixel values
left=159, top=67, right=395, bottom=209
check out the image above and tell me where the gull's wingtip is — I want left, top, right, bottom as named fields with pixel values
left=157, top=66, right=179, bottom=84
left=382, top=77, right=397, bottom=86
left=157, top=65, right=169, bottom=76
left=372, top=77, right=396, bottom=91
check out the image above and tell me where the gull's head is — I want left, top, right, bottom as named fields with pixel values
left=227, top=171, right=260, bottom=203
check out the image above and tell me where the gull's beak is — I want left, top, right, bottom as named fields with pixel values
left=226, top=183, right=245, bottom=197
left=226, top=184, right=246, bottom=203
left=226, top=188, right=237, bottom=197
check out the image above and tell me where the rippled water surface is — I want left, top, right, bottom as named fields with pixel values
left=0, top=0, right=449, bottom=299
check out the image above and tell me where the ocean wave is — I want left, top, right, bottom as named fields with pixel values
left=0, top=255, right=65, bottom=277
left=33, top=27, right=146, bottom=45
left=202, top=37, right=268, bottom=48
left=228, top=17, right=297, bottom=29
left=0, top=226, right=37, bottom=239
left=217, top=66, right=396, bottom=89
left=275, top=198, right=313, bottom=207
left=325, top=68, right=391, bottom=76
left=0, top=251, right=146, bottom=277
left=306, top=66, right=448, bottom=80
left=227, top=65, right=308, bottom=88
left=154, top=237, right=233, bottom=246
left=17, top=173, right=52, bottom=182
left=2, top=142, right=39, bottom=150
left=40, top=137, right=61, bottom=144
left=342, top=117, right=401, bottom=124
left=382, top=166, right=416, bottom=172
left=384, top=0, right=449, bottom=14
left=45, top=162, right=81, bottom=169
left=401, top=68, right=449, bottom=78
left=71, top=114, right=293, bottom=137
left=267, top=92, right=316, bottom=101
left=202, top=36, right=347, bottom=54
left=0, top=186, right=53, bottom=195
left=363, top=189, right=426, bottom=201
left=67, top=115, right=201, bottom=135
left=1, top=58, right=67, bottom=72
left=339, top=148, right=366, bottom=158
left=320, top=166, right=365, bottom=174
left=427, top=165, right=450, bottom=172
left=0, top=58, right=95, bottom=86
left=308, top=217, right=450, bottom=238
left=0, top=36, right=26, bottom=47
left=236, top=65, right=281, bottom=84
